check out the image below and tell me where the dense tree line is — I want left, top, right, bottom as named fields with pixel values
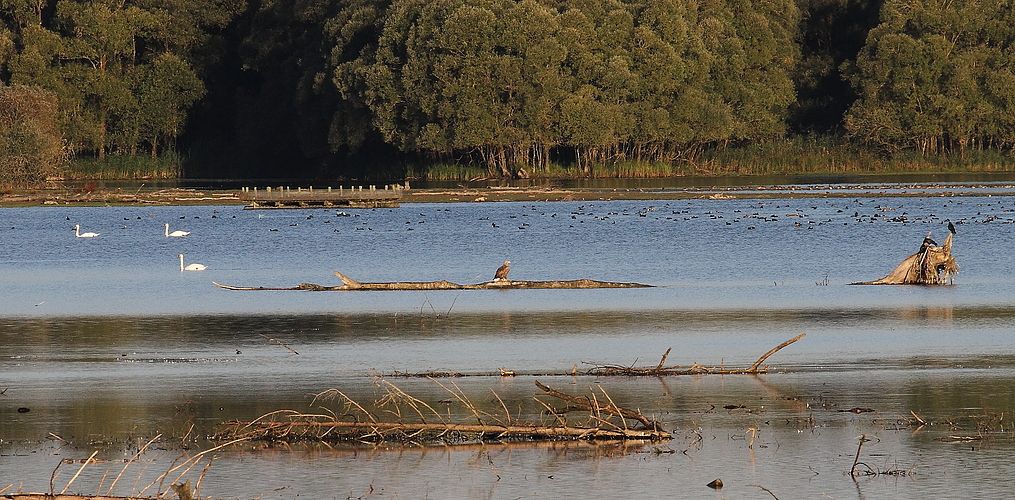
left=2, top=0, right=1014, bottom=182
left=0, top=0, right=240, bottom=163
left=846, top=0, right=1015, bottom=156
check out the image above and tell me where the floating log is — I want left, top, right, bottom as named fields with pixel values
left=213, top=271, right=652, bottom=291
left=586, top=333, right=806, bottom=376
left=852, top=230, right=958, bottom=285
left=387, top=334, right=806, bottom=378
left=215, top=381, right=670, bottom=445
left=2, top=495, right=154, bottom=500
left=218, top=418, right=667, bottom=442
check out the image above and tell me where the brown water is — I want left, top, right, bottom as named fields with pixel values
left=3, top=194, right=1015, bottom=498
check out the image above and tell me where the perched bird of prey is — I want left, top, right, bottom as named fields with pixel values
left=494, top=259, right=511, bottom=281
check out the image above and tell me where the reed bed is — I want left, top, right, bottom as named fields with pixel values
left=66, top=152, right=183, bottom=180
left=405, top=137, right=1015, bottom=181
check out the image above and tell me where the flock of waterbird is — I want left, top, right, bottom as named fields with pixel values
left=73, top=221, right=205, bottom=272
left=61, top=196, right=1012, bottom=278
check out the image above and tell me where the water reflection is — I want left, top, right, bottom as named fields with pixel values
left=5, top=372, right=1015, bottom=498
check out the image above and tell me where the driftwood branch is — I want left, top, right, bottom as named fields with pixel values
left=216, top=381, right=670, bottom=445
left=388, top=334, right=806, bottom=379
left=219, top=418, right=666, bottom=442
left=586, top=333, right=806, bottom=376
left=747, top=333, right=806, bottom=372
left=535, top=381, right=659, bottom=430
left=213, top=271, right=652, bottom=292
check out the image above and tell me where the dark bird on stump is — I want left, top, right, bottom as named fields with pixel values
left=919, top=231, right=938, bottom=253
left=948, top=220, right=956, bottom=234
left=494, top=260, right=511, bottom=281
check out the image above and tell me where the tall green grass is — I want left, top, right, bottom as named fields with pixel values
left=698, top=136, right=1015, bottom=175
left=67, top=151, right=183, bottom=180
left=405, top=137, right=1015, bottom=181
left=406, top=163, right=489, bottom=182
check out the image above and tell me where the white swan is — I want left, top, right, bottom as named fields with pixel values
left=165, top=223, right=191, bottom=237
left=179, top=254, right=207, bottom=272
left=74, top=224, right=99, bottom=238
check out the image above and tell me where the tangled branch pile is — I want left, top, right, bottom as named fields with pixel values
left=216, top=380, right=669, bottom=445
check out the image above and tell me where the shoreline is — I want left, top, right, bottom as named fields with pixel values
left=4, top=180, right=1015, bottom=207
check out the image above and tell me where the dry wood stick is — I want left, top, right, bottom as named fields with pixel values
left=750, top=484, right=781, bottom=500
left=258, top=333, right=300, bottom=355
left=194, top=460, right=213, bottom=498
left=748, top=333, right=806, bottom=373
left=94, top=466, right=109, bottom=496
left=850, top=434, right=869, bottom=476
left=492, top=390, right=512, bottom=426
left=432, top=379, right=487, bottom=426
left=597, top=387, right=628, bottom=433
left=60, top=450, right=99, bottom=494
left=140, top=437, right=249, bottom=497
left=313, top=389, right=378, bottom=424
left=49, top=458, right=62, bottom=495
left=379, top=380, right=444, bottom=424
left=655, top=348, right=672, bottom=371
left=106, top=433, right=161, bottom=495
left=534, top=381, right=656, bottom=429
left=533, top=397, right=569, bottom=427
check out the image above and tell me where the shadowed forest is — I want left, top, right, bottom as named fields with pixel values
left=2, top=0, right=1014, bottom=185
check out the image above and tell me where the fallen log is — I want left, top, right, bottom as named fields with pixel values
left=218, top=418, right=667, bottom=442
left=852, top=229, right=958, bottom=285
left=386, top=334, right=806, bottom=378
left=586, top=333, right=806, bottom=376
left=215, top=381, right=670, bottom=445
left=213, top=271, right=652, bottom=291
left=2, top=495, right=154, bottom=500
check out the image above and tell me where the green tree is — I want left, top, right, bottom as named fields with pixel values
left=847, top=0, right=1015, bottom=155
left=133, top=52, right=204, bottom=157
left=4, top=0, right=239, bottom=164
left=699, top=0, right=800, bottom=142
left=0, top=84, right=67, bottom=187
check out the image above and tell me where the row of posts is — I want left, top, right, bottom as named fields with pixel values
left=240, top=181, right=410, bottom=197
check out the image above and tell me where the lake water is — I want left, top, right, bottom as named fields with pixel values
left=3, top=193, right=1015, bottom=498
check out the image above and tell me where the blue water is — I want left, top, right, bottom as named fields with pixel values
left=1, top=197, right=1013, bottom=316
left=3, top=196, right=1015, bottom=499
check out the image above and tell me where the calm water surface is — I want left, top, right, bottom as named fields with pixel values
left=3, top=194, right=1015, bottom=498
